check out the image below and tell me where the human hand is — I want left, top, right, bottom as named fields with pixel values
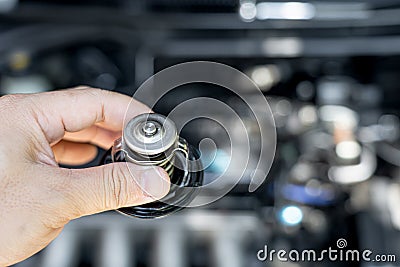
left=0, top=87, right=170, bottom=266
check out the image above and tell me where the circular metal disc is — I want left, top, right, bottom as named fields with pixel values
left=123, top=113, right=178, bottom=155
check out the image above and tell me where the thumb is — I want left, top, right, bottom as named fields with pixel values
left=57, top=162, right=170, bottom=220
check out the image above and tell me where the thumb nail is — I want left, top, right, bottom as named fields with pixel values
left=140, top=167, right=170, bottom=199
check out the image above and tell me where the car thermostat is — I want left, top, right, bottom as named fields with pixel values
left=101, top=113, right=203, bottom=219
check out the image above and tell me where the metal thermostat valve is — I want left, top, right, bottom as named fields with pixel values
left=101, top=113, right=203, bottom=219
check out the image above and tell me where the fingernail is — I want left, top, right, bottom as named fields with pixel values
left=140, top=167, right=170, bottom=199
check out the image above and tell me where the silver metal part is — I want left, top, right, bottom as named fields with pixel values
left=124, top=113, right=177, bottom=155
left=112, top=113, right=189, bottom=177
left=143, top=121, right=158, bottom=136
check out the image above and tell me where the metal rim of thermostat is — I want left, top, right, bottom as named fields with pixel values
left=123, top=113, right=178, bottom=155
left=124, top=61, right=277, bottom=208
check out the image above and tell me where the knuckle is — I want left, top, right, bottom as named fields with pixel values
left=103, top=165, right=129, bottom=209
left=85, top=88, right=109, bottom=121
left=0, top=94, right=25, bottom=109
left=85, top=87, right=108, bottom=98
left=90, top=87, right=114, bottom=101
left=96, top=88, right=114, bottom=106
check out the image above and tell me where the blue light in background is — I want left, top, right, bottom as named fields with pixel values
left=281, top=184, right=336, bottom=206
left=205, top=149, right=230, bottom=174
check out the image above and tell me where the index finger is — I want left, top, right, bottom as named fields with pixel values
left=29, top=87, right=151, bottom=144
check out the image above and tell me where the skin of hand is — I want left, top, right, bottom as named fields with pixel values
left=0, top=87, right=170, bottom=266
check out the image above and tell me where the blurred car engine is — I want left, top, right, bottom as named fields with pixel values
left=2, top=1, right=400, bottom=266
